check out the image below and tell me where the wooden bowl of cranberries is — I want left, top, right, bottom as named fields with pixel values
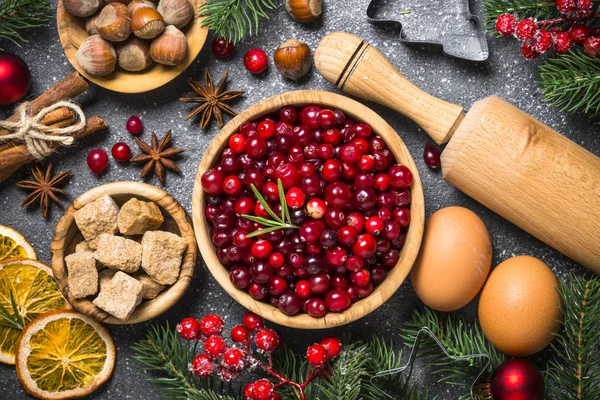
left=191, top=90, right=424, bottom=329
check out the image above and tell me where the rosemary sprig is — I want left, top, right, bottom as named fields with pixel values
left=0, top=290, right=25, bottom=330
left=241, top=178, right=298, bottom=238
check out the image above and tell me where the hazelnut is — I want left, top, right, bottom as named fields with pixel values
left=274, top=39, right=312, bottom=80
left=128, top=0, right=156, bottom=14
left=86, top=13, right=101, bottom=35
left=96, top=2, right=132, bottom=42
left=132, top=7, right=164, bottom=39
left=117, top=37, right=153, bottom=71
left=157, top=0, right=194, bottom=29
left=150, top=25, right=188, bottom=66
left=64, top=0, right=103, bottom=17
left=285, top=0, right=322, bottom=22
left=76, top=35, right=117, bottom=77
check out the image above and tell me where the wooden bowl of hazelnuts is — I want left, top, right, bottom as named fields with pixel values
left=57, top=0, right=207, bottom=94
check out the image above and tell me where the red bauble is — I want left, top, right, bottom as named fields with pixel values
left=491, top=359, right=544, bottom=400
left=0, top=52, right=31, bottom=106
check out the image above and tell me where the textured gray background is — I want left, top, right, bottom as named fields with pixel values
left=0, top=0, right=597, bottom=398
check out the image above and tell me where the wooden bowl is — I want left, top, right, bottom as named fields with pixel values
left=191, top=91, right=425, bottom=329
left=56, top=0, right=207, bottom=93
left=51, top=182, right=197, bottom=324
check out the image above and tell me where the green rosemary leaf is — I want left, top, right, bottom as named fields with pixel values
left=240, top=214, right=281, bottom=227
left=249, top=183, right=283, bottom=223
left=246, top=226, right=286, bottom=238
left=10, top=290, right=24, bottom=328
left=277, top=179, right=292, bottom=225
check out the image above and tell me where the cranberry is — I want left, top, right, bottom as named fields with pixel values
left=353, top=188, right=377, bottom=211
left=323, top=128, right=342, bottom=144
left=299, top=105, right=322, bottom=129
left=268, top=276, right=288, bottom=296
left=126, top=116, right=143, bottom=135
left=424, top=144, right=441, bottom=169
left=337, top=225, right=358, bottom=246
left=319, top=229, right=337, bottom=247
left=191, top=354, right=213, bottom=377
left=306, top=298, right=327, bottom=317
left=255, top=328, right=280, bottom=352
left=244, top=48, right=268, bottom=74
left=570, top=24, right=590, bottom=44
left=223, top=175, right=242, bottom=195
left=111, top=142, right=131, bottom=162
left=279, top=106, right=298, bottom=124
left=324, top=208, right=346, bottom=229
left=292, top=125, right=313, bottom=145
left=204, top=335, right=227, bottom=358
left=391, top=188, right=411, bottom=207
left=331, top=274, right=349, bottom=289
left=340, top=143, right=360, bottom=163
left=276, top=163, right=301, bottom=189
left=299, top=221, right=325, bottom=243
left=382, top=249, right=400, bottom=267
left=200, top=314, right=224, bottom=337
left=325, top=182, right=351, bottom=207
left=333, top=110, right=346, bottom=127
left=257, top=120, right=276, bottom=139
left=369, top=136, right=386, bottom=152
left=365, top=216, right=384, bottom=235
left=354, top=172, right=374, bottom=188
left=309, top=273, right=330, bottom=295
left=317, top=109, right=336, bottom=129
left=350, top=269, right=371, bottom=287
left=285, top=187, right=305, bottom=208
left=249, top=282, right=268, bottom=299
left=346, top=212, right=365, bottom=232
left=231, top=325, right=249, bottom=343
left=324, top=289, right=351, bottom=312
left=306, top=198, right=326, bottom=219
left=269, top=252, right=285, bottom=268
left=243, top=312, right=264, bottom=330
left=87, top=149, right=109, bottom=175
left=388, top=165, right=413, bottom=188
left=306, top=344, right=328, bottom=367
left=392, top=207, right=411, bottom=227
left=383, top=220, right=401, bottom=241
left=296, top=279, right=311, bottom=298
left=352, top=234, right=377, bottom=258
left=245, top=137, right=268, bottom=158
left=355, top=281, right=374, bottom=298
left=370, top=265, right=388, bottom=284
left=352, top=138, right=369, bottom=155
left=212, top=37, right=234, bottom=58
left=290, top=209, right=307, bottom=226
left=322, top=159, right=342, bottom=182
left=278, top=291, right=302, bottom=315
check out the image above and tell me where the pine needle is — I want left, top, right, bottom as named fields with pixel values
left=539, top=51, right=600, bottom=115
left=482, top=0, right=560, bottom=34
left=198, top=0, right=277, bottom=44
left=545, top=274, right=600, bottom=400
left=0, top=0, right=51, bottom=49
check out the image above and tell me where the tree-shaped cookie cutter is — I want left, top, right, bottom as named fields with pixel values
left=366, top=0, right=489, bottom=61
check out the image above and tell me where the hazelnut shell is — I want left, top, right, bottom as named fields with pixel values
left=285, top=0, right=322, bottom=22
left=128, top=0, right=156, bottom=14
left=157, top=0, right=194, bottom=29
left=97, top=2, right=132, bottom=42
left=131, top=7, right=165, bottom=39
left=150, top=25, right=188, bottom=66
left=76, top=35, right=117, bottom=77
left=64, top=0, right=103, bottom=17
left=274, top=39, right=312, bottom=80
left=117, top=37, right=153, bottom=71
left=86, top=13, right=101, bottom=35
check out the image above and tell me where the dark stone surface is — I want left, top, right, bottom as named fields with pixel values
left=0, top=0, right=596, bottom=398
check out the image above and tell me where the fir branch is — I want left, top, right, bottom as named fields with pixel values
left=539, top=51, right=600, bottom=115
left=316, top=341, right=369, bottom=400
left=545, top=274, right=600, bottom=400
left=483, top=0, right=560, bottom=33
left=270, top=345, right=313, bottom=399
left=198, top=0, right=277, bottom=44
left=401, top=308, right=505, bottom=391
left=0, top=0, right=51, bottom=49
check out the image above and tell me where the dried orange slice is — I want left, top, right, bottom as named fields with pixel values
left=0, top=225, right=36, bottom=261
left=0, top=259, right=69, bottom=365
left=16, top=310, right=116, bottom=400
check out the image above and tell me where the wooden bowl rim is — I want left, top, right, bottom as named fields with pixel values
left=51, top=181, right=197, bottom=324
left=191, top=90, right=425, bottom=329
left=56, top=0, right=208, bottom=94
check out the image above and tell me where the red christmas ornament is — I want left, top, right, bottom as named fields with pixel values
left=491, top=359, right=544, bottom=400
left=0, top=52, right=31, bottom=106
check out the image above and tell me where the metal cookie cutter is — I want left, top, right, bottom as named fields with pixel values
left=366, top=0, right=489, bottom=61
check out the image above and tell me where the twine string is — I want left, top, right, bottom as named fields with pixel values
left=0, top=101, right=86, bottom=159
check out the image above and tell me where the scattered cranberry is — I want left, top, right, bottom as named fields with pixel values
left=111, top=142, right=131, bottom=162
left=126, top=115, right=143, bottom=135
left=87, top=149, right=109, bottom=175
left=244, top=48, right=268, bottom=74
left=423, top=143, right=441, bottom=169
left=177, top=317, right=201, bottom=340
left=212, top=37, right=234, bottom=58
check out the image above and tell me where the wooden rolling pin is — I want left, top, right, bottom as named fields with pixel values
left=314, top=32, right=600, bottom=273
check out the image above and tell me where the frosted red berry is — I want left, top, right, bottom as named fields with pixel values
left=87, top=149, right=109, bottom=175
left=221, top=347, right=245, bottom=371
left=231, top=325, right=249, bottom=343
left=570, top=24, right=590, bottom=44
left=253, top=379, right=274, bottom=400
left=554, top=31, right=573, bottom=54
left=584, top=36, right=600, bottom=57
left=126, top=115, right=143, bottom=135
left=556, top=0, right=576, bottom=14
left=255, top=328, right=280, bottom=352
left=320, top=337, right=342, bottom=358
left=521, top=42, right=540, bottom=59
left=306, top=344, right=328, bottom=367
left=191, top=354, right=214, bottom=377
left=515, top=18, right=538, bottom=41
left=576, top=0, right=593, bottom=17
left=200, top=314, right=224, bottom=337
left=212, top=37, right=234, bottom=58
left=534, top=29, right=553, bottom=53
left=495, top=13, right=517, bottom=36
left=244, top=48, right=268, bottom=74
left=243, top=382, right=256, bottom=399
left=177, top=317, right=201, bottom=340
left=204, top=335, right=227, bottom=358
left=111, top=142, right=131, bottom=162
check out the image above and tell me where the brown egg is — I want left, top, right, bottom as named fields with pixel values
left=410, top=206, right=492, bottom=311
left=478, top=256, right=562, bottom=356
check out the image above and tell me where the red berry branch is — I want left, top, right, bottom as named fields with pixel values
left=177, top=312, right=342, bottom=400
left=495, top=0, right=600, bottom=58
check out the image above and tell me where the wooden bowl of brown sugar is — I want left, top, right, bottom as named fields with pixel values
left=51, top=181, right=197, bottom=324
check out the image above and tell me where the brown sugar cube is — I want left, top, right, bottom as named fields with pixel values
left=98, top=268, right=117, bottom=291
left=74, top=195, right=119, bottom=249
left=93, top=271, right=143, bottom=320
left=118, top=198, right=164, bottom=235
left=141, top=230, right=186, bottom=285
left=95, top=233, right=142, bottom=273
left=132, top=271, right=166, bottom=299
left=75, top=241, right=92, bottom=253
left=65, top=252, right=98, bottom=299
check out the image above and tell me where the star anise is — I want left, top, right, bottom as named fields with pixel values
left=130, top=130, right=184, bottom=186
left=180, top=68, right=245, bottom=129
left=16, top=163, right=71, bottom=219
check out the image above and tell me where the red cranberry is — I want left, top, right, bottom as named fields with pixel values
left=333, top=110, right=346, bottom=127
left=354, top=173, right=374, bottom=188
left=355, top=281, right=374, bottom=298
left=391, top=188, right=411, bottom=207
left=350, top=269, right=371, bottom=287
left=249, top=282, right=268, bottom=300
left=353, top=188, right=377, bottom=211
left=323, top=128, right=342, bottom=144
left=303, top=255, right=324, bottom=275
left=365, top=216, right=383, bottom=235
left=299, top=105, right=322, bottom=129
left=388, top=165, right=413, bottom=188
left=324, top=289, right=351, bottom=312
left=233, top=230, right=252, bottom=249
left=87, top=149, right=109, bottom=175
left=268, top=276, right=289, bottom=296
left=240, top=122, right=256, bottom=137
left=258, top=120, right=276, bottom=139
left=337, top=225, right=358, bottom=246
left=331, top=274, right=349, bottom=290
left=383, top=220, right=401, bottom=241
left=244, top=48, right=268, bottom=74
left=319, top=229, right=337, bottom=247
left=376, top=237, right=391, bottom=253
left=252, top=240, right=273, bottom=259
left=223, top=175, right=242, bottom=195
left=392, top=207, right=411, bottom=227
left=324, top=208, right=346, bottom=229
left=299, top=221, right=325, bottom=243
left=344, top=255, right=363, bottom=272
left=231, top=325, right=248, bottom=343
left=245, top=137, right=268, bottom=159
left=204, top=335, right=227, bottom=358
left=279, top=106, right=297, bottom=124
left=126, top=116, right=143, bottom=135
left=296, top=279, right=311, bottom=298
left=276, top=163, right=301, bottom=189
left=177, top=317, right=201, bottom=340
left=340, top=143, right=360, bottom=163
left=382, top=249, right=400, bottom=267
left=286, top=187, right=305, bottom=208
left=352, top=234, right=377, bottom=258
left=424, top=144, right=441, bottom=169
left=570, top=24, right=590, bottom=44
left=212, top=37, right=234, bottom=58
left=306, top=198, right=326, bottom=219
left=369, top=136, right=385, bottom=152
left=352, top=138, right=369, bottom=155
left=371, top=265, right=387, bottom=284
left=111, top=142, right=131, bottom=161
left=261, top=181, right=279, bottom=202
left=322, top=159, right=342, bottom=182
left=308, top=273, right=330, bottom=295
left=346, top=212, right=365, bottom=232
left=325, top=245, right=347, bottom=267
left=353, top=123, right=372, bottom=139
left=306, top=344, right=328, bottom=367
left=317, top=109, right=336, bottom=129
left=373, top=173, right=390, bottom=192
left=278, top=291, right=302, bottom=315
left=306, top=298, right=327, bottom=317
left=325, top=182, right=351, bottom=207
left=318, top=143, right=335, bottom=159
